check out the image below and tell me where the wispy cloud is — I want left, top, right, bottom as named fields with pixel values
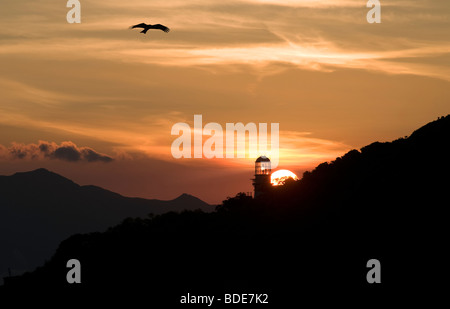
left=1, top=0, right=448, bottom=81
left=243, top=0, right=362, bottom=8
left=279, top=131, right=351, bottom=167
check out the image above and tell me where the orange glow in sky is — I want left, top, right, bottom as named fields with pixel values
left=0, top=0, right=449, bottom=203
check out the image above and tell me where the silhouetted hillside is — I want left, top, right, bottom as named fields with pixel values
left=0, top=169, right=211, bottom=283
left=2, top=116, right=449, bottom=304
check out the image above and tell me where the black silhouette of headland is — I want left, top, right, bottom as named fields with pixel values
left=1, top=115, right=449, bottom=304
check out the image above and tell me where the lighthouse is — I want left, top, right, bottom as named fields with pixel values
left=253, top=156, right=272, bottom=198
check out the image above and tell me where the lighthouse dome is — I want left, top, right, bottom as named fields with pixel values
left=255, top=156, right=271, bottom=163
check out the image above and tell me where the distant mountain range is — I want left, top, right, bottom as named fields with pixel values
left=0, top=168, right=211, bottom=283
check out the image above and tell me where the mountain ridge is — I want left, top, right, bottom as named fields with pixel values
left=0, top=169, right=211, bottom=283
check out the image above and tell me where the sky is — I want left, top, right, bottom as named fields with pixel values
left=0, top=0, right=449, bottom=204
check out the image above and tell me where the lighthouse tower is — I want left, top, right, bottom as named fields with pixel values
left=253, top=156, right=272, bottom=198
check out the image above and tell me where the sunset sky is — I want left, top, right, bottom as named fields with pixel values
left=0, top=0, right=449, bottom=203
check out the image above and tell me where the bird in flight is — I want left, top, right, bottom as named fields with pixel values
left=130, top=23, right=170, bottom=34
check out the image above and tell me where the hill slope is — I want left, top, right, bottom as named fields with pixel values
left=2, top=116, right=449, bottom=303
left=0, top=169, right=211, bottom=282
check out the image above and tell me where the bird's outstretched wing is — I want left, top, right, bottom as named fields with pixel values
left=151, top=24, right=170, bottom=33
left=130, top=23, right=147, bottom=29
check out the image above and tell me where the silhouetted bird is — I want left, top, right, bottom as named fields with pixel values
left=130, top=23, right=170, bottom=34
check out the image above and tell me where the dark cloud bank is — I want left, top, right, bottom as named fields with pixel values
left=0, top=141, right=113, bottom=163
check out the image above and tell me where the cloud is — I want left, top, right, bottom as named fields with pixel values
left=0, top=0, right=448, bottom=81
left=0, top=0, right=448, bottom=170
left=278, top=131, right=352, bottom=167
left=0, top=141, right=113, bottom=163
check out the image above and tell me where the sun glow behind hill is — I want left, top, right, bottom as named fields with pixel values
left=271, top=169, right=299, bottom=186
